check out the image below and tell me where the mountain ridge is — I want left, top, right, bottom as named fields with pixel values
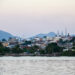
left=0, top=30, right=13, bottom=40
left=30, top=32, right=57, bottom=39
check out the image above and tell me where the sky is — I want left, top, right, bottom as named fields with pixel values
left=0, top=0, right=75, bottom=38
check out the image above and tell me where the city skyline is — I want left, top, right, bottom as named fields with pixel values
left=0, top=0, right=75, bottom=38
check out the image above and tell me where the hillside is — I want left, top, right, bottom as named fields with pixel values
left=0, top=30, right=13, bottom=40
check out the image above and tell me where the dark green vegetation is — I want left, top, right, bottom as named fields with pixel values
left=45, top=43, right=63, bottom=54
left=0, top=42, right=75, bottom=56
left=0, top=42, right=10, bottom=55
left=12, top=45, right=24, bottom=54
left=61, top=51, right=75, bottom=56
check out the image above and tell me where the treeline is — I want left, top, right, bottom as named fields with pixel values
left=0, top=42, right=75, bottom=56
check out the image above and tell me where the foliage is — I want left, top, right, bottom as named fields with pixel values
left=58, top=39, right=64, bottom=44
left=72, top=42, right=75, bottom=49
left=27, top=45, right=39, bottom=53
left=2, top=38, right=7, bottom=42
left=23, top=41, right=31, bottom=45
left=12, top=45, right=24, bottom=54
left=61, top=51, right=75, bottom=56
left=39, top=50, right=45, bottom=54
left=45, top=43, right=63, bottom=54
left=70, top=37, right=75, bottom=42
left=0, top=42, right=10, bottom=55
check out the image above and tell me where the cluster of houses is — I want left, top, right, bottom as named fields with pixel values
left=30, top=34, right=73, bottom=50
left=1, top=33, right=74, bottom=52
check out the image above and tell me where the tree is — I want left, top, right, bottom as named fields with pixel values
left=12, top=45, right=24, bottom=55
left=61, top=51, right=75, bottom=56
left=3, top=47, right=10, bottom=54
left=0, top=42, right=3, bottom=47
left=0, top=42, right=6, bottom=55
left=39, top=50, right=45, bottom=54
left=45, top=43, right=63, bottom=54
left=2, top=38, right=7, bottom=42
left=73, top=42, right=75, bottom=46
left=70, top=37, right=75, bottom=42
left=0, top=47, right=5, bottom=55
left=23, top=48, right=27, bottom=52
left=72, top=42, right=75, bottom=50
left=23, top=41, right=31, bottom=45
left=26, top=45, right=39, bottom=53
left=58, top=39, right=64, bottom=44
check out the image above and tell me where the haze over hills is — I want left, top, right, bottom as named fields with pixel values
left=0, top=30, right=75, bottom=40
left=30, top=32, right=57, bottom=38
left=0, top=30, right=57, bottom=40
left=0, top=30, right=13, bottom=40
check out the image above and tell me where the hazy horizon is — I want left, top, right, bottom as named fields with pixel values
left=0, top=0, right=75, bottom=38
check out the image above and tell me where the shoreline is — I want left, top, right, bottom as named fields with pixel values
left=0, top=56, right=75, bottom=61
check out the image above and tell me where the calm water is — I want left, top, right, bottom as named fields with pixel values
left=0, top=57, right=75, bottom=75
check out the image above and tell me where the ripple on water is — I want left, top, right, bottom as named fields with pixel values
left=0, top=57, right=75, bottom=75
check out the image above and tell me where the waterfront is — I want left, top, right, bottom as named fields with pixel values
left=0, top=57, right=75, bottom=75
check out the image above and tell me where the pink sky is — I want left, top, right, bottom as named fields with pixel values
left=0, top=0, right=75, bottom=38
